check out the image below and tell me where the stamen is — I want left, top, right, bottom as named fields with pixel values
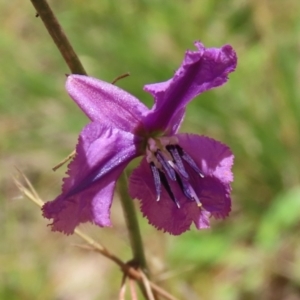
left=177, top=147, right=204, bottom=178
left=175, top=174, right=194, bottom=201
left=150, top=163, right=161, bottom=201
left=159, top=171, right=180, bottom=208
left=156, top=151, right=176, bottom=181
left=175, top=173, right=202, bottom=208
left=188, top=185, right=202, bottom=208
left=167, top=145, right=189, bottom=179
left=146, top=136, right=204, bottom=209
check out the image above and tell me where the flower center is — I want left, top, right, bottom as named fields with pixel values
left=146, top=137, right=204, bottom=208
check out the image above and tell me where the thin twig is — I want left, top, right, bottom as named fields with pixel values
left=140, top=270, right=156, bottom=300
left=129, top=278, right=138, bottom=300
left=119, top=273, right=127, bottom=300
left=111, top=72, right=130, bottom=84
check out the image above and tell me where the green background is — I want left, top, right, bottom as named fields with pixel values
left=1, top=0, right=300, bottom=299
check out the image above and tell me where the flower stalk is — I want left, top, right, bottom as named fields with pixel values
left=119, top=173, right=148, bottom=272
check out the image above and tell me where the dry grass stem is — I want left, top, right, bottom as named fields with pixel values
left=52, top=150, right=76, bottom=171
left=140, top=270, right=155, bottom=300
left=119, top=273, right=127, bottom=300
left=129, top=278, right=138, bottom=300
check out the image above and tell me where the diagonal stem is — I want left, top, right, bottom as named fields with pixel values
left=30, top=0, right=87, bottom=75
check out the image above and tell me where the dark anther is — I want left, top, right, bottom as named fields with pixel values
left=150, top=163, right=161, bottom=201
left=175, top=174, right=194, bottom=201
left=156, top=151, right=176, bottom=181
left=167, top=145, right=189, bottom=179
left=177, top=146, right=204, bottom=177
left=159, top=171, right=180, bottom=208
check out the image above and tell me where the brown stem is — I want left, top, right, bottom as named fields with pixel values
left=30, top=0, right=87, bottom=75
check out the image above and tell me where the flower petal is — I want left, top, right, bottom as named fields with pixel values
left=129, top=157, right=194, bottom=235
left=129, top=133, right=233, bottom=234
left=189, top=176, right=231, bottom=220
left=143, top=42, right=237, bottom=133
left=177, top=133, right=233, bottom=218
left=66, top=75, right=149, bottom=133
left=42, top=166, right=126, bottom=234
left=177, top=133, right=234, bottom=185
left=42, top=122, right=141, bottom=234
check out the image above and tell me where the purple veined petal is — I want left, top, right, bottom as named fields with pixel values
left=129, top=134, right=233, bottom=234
left=42, top=122, right=141, bottom=234
left=42, top=163, right=127, bottom=234
left=66, top=75, right=149, bottom=134
left=176, top=133, right=234, bottom=185
left=189, top=209, right=211, bottom=230
left=144, top=80, right=172, bottom=101
left=176, top=133, right=232, bottom=219
left=167, top=107, right=185, bottom=135
left=129, top=157, right=194, bottom=235
left=188, top=175, right=231, bottom=220
left=143, top=42, right=237, bottom=133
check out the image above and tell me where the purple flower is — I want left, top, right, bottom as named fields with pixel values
left=43, top=42, right=237, bottom=235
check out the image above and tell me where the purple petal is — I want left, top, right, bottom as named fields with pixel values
left=43, top=166, right=126, bottom=234
left=167, top=107, right=185, bottom=135
left=128, top=134, right=233, bottom=234
left=177, top=133, right=233, bottom=218
left=42, top=122, right=141, bottom=234
left=129, top=157, right=194, bottom=235
left=143, top=42, right=237, bottom=133
left=177, top=133, right=234, bottom=185
left=189, top=176, right=231, bottom=219
left=66, top=75, right=149, bottom=133
left=192, top=210, right=211, bottom=229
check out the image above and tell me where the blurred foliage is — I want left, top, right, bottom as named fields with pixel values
left=1, top=0, right=300, bottom=299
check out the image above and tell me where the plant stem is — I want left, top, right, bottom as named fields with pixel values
left=119, top=173, right=148, bottom=272
left=30, top=0, right=87, bottom=75
left=119, top=173, right=156, bottom=300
